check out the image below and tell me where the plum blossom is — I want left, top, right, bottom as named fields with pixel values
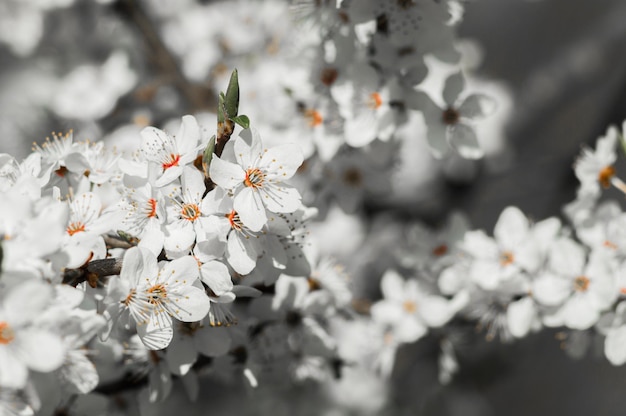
left=104, top=247, right=210, bottom=350
left=209, top=128, right=303, bottom=231
left=370, top=270, right=466, bottom=344
left=407, top=71, right=494, bottom=159
left=0, top=281, right=66, bottom=389
left=533, top=240, right=617, bottom=330
left=140, top=115, right=204, bottom=187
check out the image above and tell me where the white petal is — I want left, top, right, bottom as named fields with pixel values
left=177, top=115, right=201, bottom=155
left=137, top=321, right=173, bottom=350
left=549, top=238, right=585, bottom=277
left=14, top=329, right=65, bottom=372
left=458, top=94, right=496, bottom=119
left=0, top=348, right=28, bottom=389
left=261, top=184, right=302, bottom=214
left=419, top=296, right=455, bottom=327
left=442, top=71, right=465, bottom=107
left=3, top=281, right=52, bottom=326
left=563, top=296, right=600, bottom=330
left=494, top=206, right=529, bottom=249
left=226, top=233, right=258, bottom=275
left=261, top=144, right=304, bottom=180
left=199, top=261, right=232, bottom=296
left=447, top=123, right=483, bottom=159
left=208, top=156, right=245, bottom=190
left=380, top=270, right=407, bottom=302
left=605, top=326, right=626, bottom=365
left=470, top=260, right=502, bottom=290
left=166, top=335, right=197, bottom=376
left=167, top=286, right=210, bottom=322
left=59, top=350, right=99, bottom=394
left=234, top=187, right=266, bottom=232
left=395, top=317, right=428, bottom=343
left=532, top=274, right=571, bottom=306
left=121, top=246, right=158, bottom=288
left=507, top=297, right=535, bottom=338
left=140, top=127, right=171, bottom=163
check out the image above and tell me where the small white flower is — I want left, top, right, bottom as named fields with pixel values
left=533, top=241, right=617, bottom=330
left=105, top=247, right=210, bottom=350
left=574, top=125, right=619, bottom=195
left=370, top=270, right=462, bottom=344
left=408, top=71, right=494, bottom=159
left=0, top=281, right=66, bottom=389
left=140, top=115, right=204, bottom=187
left=209, top=128, right=303, bottom=231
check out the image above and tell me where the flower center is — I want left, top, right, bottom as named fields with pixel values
left=574, top=276, right=590, bottom=292
left=368, top=92, right=383, bottom=110
left=124, top=288, right=136, bottom=306
left=320, top=67, right=338, bottom=86
left=226, top=210, right=243, bottom=231
left=162, top=153, right=181, bottom=170
left=442, top=107, right=460, bottom=125
left=500, top=251, right=515, bottom=267
left=604, top=240, right=618, bottom=250
left=307, top=277, right=322, bottom=291
left=67, top=222, right=86, bottom=236
left=0, top=322, right=14, bottom=344
left=403, top=300, right=417, bottom=314
left=244, top=168, right=265, bottom=189
left=147, top=284, right=168, bottom=304
left=146, top=198, right=157, bottom=218
left=598, top=165, right=615, bottom=188
left=55, top=166, right=68, bottom=177
left=181, top=203, right=200, bottom=222
left=343, top=167, right=362, bottom=187
left=304, top=109, right=323, bottom=127
left=432, top=244, right=448, bottom=257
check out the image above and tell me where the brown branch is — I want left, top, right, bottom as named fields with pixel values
left=62, top=258, right=123, bottom=287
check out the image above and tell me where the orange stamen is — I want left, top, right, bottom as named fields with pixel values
left=304, top=109, right=323, bottom=127
left=162, top=154, right=181, bottom=170
left=181, top=203, right=200, bottom=222
left=67, top=222, right=86, bottom=236
left=598, top=166, right=615, bottom=188
left=500, top=251, right=515, bottom=267
left=0, top=322, right=14, bottom=344
left=574, top=276, right=590, bottom=292
left=368, top=92, right=383, bottom=109
left=147, top=198, right=157, bottom=218
left=244, top=168, right=265, bottom=188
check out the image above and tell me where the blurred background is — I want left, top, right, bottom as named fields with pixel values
left=3, top=0, right=626, bottom=414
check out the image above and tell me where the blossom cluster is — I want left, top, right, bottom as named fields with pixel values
left=0, top=0, right=616, bottom=415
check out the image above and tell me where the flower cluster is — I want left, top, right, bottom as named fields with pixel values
left=0, top=0, right=618, bottom=415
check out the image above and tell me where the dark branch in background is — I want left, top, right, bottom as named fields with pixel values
left=115, top=0, right=215, bottom=113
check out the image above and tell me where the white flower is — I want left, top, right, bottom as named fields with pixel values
left=0, top=281, right=66, bottom=389
left=140, top=115, right=204, bottom=187
left=209, top=128, right=303, bottom=231
left=105, top=247, right=210, bottom=350
left=407, top=71, right=494, bottom=159
left=461, top=206, right=548, bottom=290
left=52, top=52, right=137, bottom=121
left=604, top=301, right=626, bottom=365
left=533, top=241, right=617, bottom=330
left=574, top=125, right=619, bottom=195
left=370, top=270, right=464, bottom=344
left=331, top=62, right=397, bottom=147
